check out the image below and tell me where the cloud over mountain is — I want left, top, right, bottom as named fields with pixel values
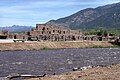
left=0, top=0, right=120, bottom=26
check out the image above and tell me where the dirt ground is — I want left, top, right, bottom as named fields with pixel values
left=0, top=41, right=113, bottom=51
left=26, top=64, right=120, bottom=80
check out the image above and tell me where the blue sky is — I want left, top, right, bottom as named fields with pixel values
left=0, top=0, right=120, bottom=27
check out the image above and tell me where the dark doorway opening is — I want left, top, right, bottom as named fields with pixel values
left=72, top=36, right=76, bottom=40
left=14, top=35, right=17, bottom=39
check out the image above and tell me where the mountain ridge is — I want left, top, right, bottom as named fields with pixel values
left=0, top=25, right=33, bottom=33
left=46, top=2, right=120, bottom=29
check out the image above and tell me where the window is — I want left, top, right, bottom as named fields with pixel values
left=53, top=30, right=55, bottom=33
left=49, top=31, right=51, bottom=34
left=63, top=31, right=65, bottom=34
left=72, top=36, right=76, bottom=40
left=59, top=31, right=61, bottom=34
left=61, top=36, right=64, bottom=39
left=42, top=27, right=45, bottom=31
left=42, top=31, right=43, bottom=34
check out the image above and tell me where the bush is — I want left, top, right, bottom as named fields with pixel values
left=92, top=45, right=104, bottom=48
left=42, top=47, right=49, bottom=50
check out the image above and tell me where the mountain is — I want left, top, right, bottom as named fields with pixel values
left=46, top=2, right=120, bottom=29
left=0, top=25, right=33, bottom=33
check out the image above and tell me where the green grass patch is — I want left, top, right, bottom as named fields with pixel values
left=109, top=44, right=120, bottom=48
left=42, top=47, right=50, bottom=50
left=91, top=44, right=120, bottom=48
left=91, top=45, right=104, bottom=48
left=41, top=47, right=58, bottom=50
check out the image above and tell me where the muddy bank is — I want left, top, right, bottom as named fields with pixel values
left=0, top=41, right=113, bottom=51
left=26, top=64, right=120, bottom=80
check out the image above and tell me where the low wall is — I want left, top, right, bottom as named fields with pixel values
left=0, top=41, right=114, bottom=51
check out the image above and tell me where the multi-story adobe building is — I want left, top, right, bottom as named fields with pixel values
left=0, top=24, right=83, bottom=41
left=0, top=24, right=117, bottom=42
left=27, top=24, right=83, bottom=41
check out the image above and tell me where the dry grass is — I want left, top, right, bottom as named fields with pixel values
left=0, top=41, right=113, bottom=51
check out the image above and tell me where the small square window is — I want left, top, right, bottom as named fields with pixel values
left=63, top=31, right=65, bottom=34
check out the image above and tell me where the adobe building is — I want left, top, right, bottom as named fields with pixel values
left=1, top=24, right=117, bottom=42
left=27, top=24, right=83, bottom=41
left=0, top=30, right=9, bottom=39
left=0, top=30, right=28, bottom=40
left=8, top=24, right=116, bottom=42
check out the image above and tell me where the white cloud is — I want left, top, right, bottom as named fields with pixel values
left=0, top=0, right=120, bottom=26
